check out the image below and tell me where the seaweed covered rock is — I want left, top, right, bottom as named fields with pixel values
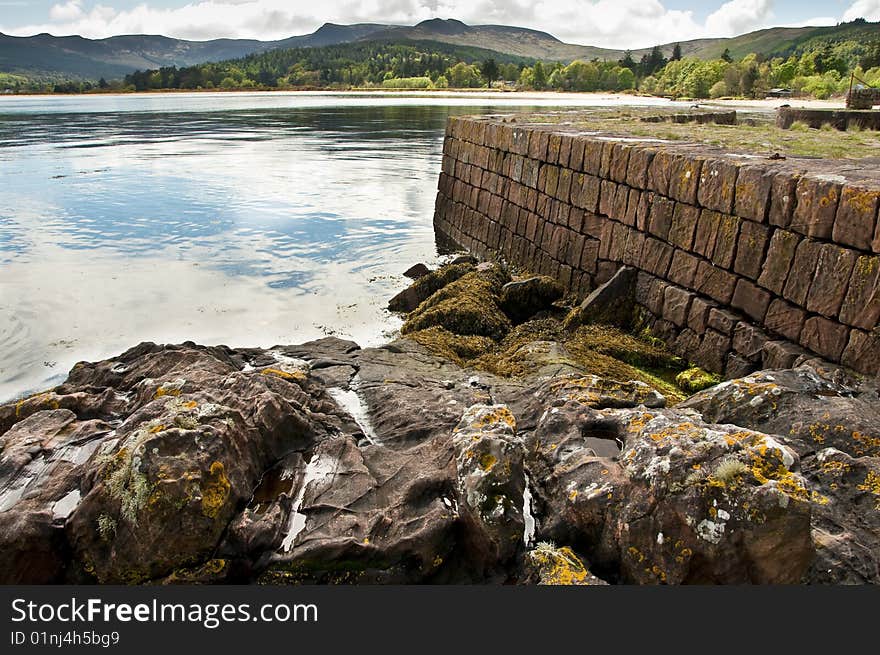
left=675, top=367, right=721, bottom=393
left=401, top=266, right=512, bottom=340
left=499, top=276, right=564, bottom=323
left=388, top=262, right=473, bottom=313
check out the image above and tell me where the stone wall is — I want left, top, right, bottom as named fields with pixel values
left=433, top=115, right=880, bottom=378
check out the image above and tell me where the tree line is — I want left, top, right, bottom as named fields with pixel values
left=3, top=25, right=878, bottom=100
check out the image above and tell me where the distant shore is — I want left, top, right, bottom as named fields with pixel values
left=0, top=88, right=847, bottom=110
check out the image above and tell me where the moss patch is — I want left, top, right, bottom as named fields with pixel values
left=676, top=367, right=722, bottom=393
left=402, top=270, right=512, bottom=340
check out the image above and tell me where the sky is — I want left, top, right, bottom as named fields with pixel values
left=0, top=0, right=878, bottom=48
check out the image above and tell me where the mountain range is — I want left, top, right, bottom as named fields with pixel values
left=1, top=17, right=877, bottom=81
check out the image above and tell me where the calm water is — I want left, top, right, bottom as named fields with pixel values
left=0, top=91, right=680, bottom=402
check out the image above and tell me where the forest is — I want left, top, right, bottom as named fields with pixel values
left=3, top=25, right=879, bottom=100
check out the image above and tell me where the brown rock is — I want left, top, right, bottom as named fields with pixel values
left=667, top=249, right=700, bottom=288
left=693, top=260, right=737, bottom=304
left=662, top=285, right=694, bottom=325
left=839, top=255, right=880, bottom=329
left=841, top=329, right=880, bottom=376
left=800, top=316, right=849, bottom=361
left=710, top=213, right=740, bottom=269
left=833, top=185, right=880, bottom=251
left=782, top=239, right=822, bottom=306
left=731, top=279, right=771, bottom=322
left=697, top=158, right=738, bottom=213
left=791, top=176, right=841, bottom=239
left=734, top=165, right=773, bottom=222
left=769, top=171, right=799, bottom=228
left=733, top=221, right=770, bottom=280
left=758, top=229, right=799, bottom=295
left=668, top=203, right=701, bottom=250
left=764, top=298, right=807, bottom=341
left=805, top=243, right=857, bottom=319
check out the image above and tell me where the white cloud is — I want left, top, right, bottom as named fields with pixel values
left=704, top=0, right=774, bottom=36
left=843, top=0, right=880, bottom=21
left=49, top=1, right=85, bottom=22
left=0, top=0, right=871, bottom=48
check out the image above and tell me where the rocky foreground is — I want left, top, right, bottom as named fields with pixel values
left=2, top=260, right=879, bottom=585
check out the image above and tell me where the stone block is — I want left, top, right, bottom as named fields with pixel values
left=725, top=353, right=759, bottom=379
left=668, top=203, right=701, bottom=250
left=734, top=165, right=773, bottom=223
left=841, top=329, right=880, bottom=376
left=608, top=143, right=632, bottom=183
left=696, top=329, right=731, bottom=373
left=626, top=147, right=655, bottom=189
left=663, top=285, right=694, bottom=326
left=764, top=298, right=806, bottom=342
left=731, top=278, right=771, bottom=322
left=569, top=138, right=586, bottom=171
left=580, top=239, right=600, bottom=274
left=732, top=322, right=769, bottom=362
left=832, top=185, right=880, bottom=251
left=782, top=239, right=822, bottom=306
left=667, top=249, right=700, bottom=288
left=697, top=158, right=738, bottom=214
left=582, top=139, right=603, bottom=176
left=839, top=255, right=880, bottom=329
left=646, top=149, right=673, bottom=196
left=707, top=307, right=740, bottom=336
left=710, top=213, right=740, bottom=269
left=648, top=196, right=675, bottom=240
left=805, top=243, right=857, bottom=319
left=694, top=260, right=737, bottom=304
left=790, top=175, right=841, bottom=239
left=733, top=221, right=770, bottom=280
left=687, top=296, right=716, bottom=335
left=762, top=340, right=808, bottom=370
left=769, top=171, right=799, bottom=228
left=641, top=238, right=674, bottom=277
left=800, top=316, right=849, bottom=361
left=757, top=229, right=799, bottom=295
left=693, top=209, right=721, bottom=259
left=598, top=180, right=617, bottom=217
left=667, top=154, right=703, bottom=205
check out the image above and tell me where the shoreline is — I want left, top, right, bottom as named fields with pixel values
left=0, top=88, right=846, bottom=110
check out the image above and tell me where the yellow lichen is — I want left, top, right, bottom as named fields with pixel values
left=200, top=461, right=231, bottom=519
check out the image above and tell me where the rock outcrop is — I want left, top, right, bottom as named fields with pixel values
left=2, top=265, right=877, bottom=585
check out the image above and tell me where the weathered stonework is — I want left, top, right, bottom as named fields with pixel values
left=434, top=115, right=880, bottom=377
